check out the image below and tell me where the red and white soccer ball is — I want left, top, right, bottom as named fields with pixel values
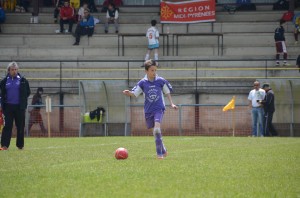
left=115, top=147, right=128, bottom=160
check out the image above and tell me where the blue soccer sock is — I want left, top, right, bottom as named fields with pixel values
left=153, top=128, right=166, bottom=156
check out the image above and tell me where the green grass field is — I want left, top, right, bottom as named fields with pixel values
left=0, top=137, right=299, bottom=198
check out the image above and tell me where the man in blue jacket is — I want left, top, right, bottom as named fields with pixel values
left=0, top=62, right=31, bottom=150
left=73, top=8, right=94, bottom=45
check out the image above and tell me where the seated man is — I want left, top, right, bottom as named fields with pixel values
left=58, top=0, right=74, bottom=33
left=73, top=8, right=94, bottom=45
left=104, top=3, right=119, bottom=33
left=0, top=5, right=5, bottom=33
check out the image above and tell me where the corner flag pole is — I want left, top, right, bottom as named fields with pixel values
left=46, top=96, right=52, bottom=138
left=232, top=107, right=235, bottom=137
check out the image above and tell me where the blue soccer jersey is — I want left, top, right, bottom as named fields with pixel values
left=131, top=75, right=173, bottom=113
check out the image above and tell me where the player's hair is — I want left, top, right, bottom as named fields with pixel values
left=151, top=20, right=157, bottom=26
left=7, top=61, right=19, bottom=72
left=144, top=59, right=157, bottom=71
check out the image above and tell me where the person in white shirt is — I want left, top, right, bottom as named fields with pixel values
left=248, top=81, right=266, bottom=137
left=145, top=20, right=159, bottom=64
left=104, top=3, right=119, bottom=33
left=77, top=2, right=88, bottom=22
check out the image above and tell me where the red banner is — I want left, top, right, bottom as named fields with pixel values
left=160, top=0, right=216, bottom=23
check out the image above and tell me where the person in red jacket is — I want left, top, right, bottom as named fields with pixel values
left=59, top=0, right=74, bottom=33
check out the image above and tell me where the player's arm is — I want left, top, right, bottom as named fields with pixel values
left=123, top=84, right=143, bottom=97
left=162, top=83, right=177, bottom=109
left=166, top=93, right=178, bottom=109
left=122, top=90, right=135, bottom=97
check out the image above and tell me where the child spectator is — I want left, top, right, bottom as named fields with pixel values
left=274, top=19, right=289, bottom=66
left=77, top=2, right=88, bottom=22
left=28, top=87, right=47, bottom=134
left=104, top=3, right=118, bottom=33
left=122, top=59, right=178, bottom=159
left=73, top=8, right=94, bottom=45
left=0, top=5, right=5, bottom=33
left=292, top=12, right=300, bottom=45
left=57, top=0, right=74, bottom=33
left=145, top=20, right=159, bottom=64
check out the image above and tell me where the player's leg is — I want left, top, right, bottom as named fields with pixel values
left=281, top=41, right=288, bottom=66
left=153, top=111, right=167, bottom=158
left=275, top=41, right=281, bottom=66
left=154, top=48, right=159, bottom=62
left=144, top=49, right=151, bottom=61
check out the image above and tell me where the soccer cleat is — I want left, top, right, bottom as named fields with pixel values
left=157, top=155, right=164, bottom=160
left=283, top=62, right=290, bottom=66
left=73, top=42, right=79, bottom=46
left=18, top=147, right=23, bottom=150
left=0, top=146, right=8, bottom=151
left=275, top=62, right=280, bottom=66
left=163, top=151, right=168, bottom=157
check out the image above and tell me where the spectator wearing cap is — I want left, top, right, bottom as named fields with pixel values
left=104, top=3, right=119, bottom=33
left=28, top=87, right=46, bottom=134
left=73, top=8, right=94, bottom=45
left=0, top=62, right=31, bottom=151
left=58, top=0, right=74, bottom=33
left=262, top=83, right=278, bottom=136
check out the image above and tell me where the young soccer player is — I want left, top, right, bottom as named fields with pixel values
left=274, top=19, right=289, bottom=66
left=123, top=59, right=177, bottom=159
left=145, top=20, right=159, bottom=64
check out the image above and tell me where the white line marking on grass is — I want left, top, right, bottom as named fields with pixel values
left=28, top=140, right=155, bottom=150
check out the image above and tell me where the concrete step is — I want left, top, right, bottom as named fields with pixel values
left=4, top=11, right=285, bottom=24
left=1, top=21, right=296, bottom=34
left=0, top=32, right=298, bottom=47
left=0, top=44, right=299, bottom=58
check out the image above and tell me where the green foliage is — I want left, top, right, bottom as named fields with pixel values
left=0, top=137, right=299, bottom=198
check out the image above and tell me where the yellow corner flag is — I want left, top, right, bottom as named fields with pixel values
left=223, top=96, right=235, bottom=112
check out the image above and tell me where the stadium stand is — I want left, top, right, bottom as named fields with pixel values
left=0, top=1, right=299, bottom=136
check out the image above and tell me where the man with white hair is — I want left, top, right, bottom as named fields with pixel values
left=0, top=62, right=31, bottom=150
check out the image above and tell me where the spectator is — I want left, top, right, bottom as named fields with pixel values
left=248, top=81, right=266, bottom=137
left=28, top=87, right=47, bottom=134
left=0, top=62, right=31, bottom=151
left=292, top=12, right=300, bottom=45
left=77, top=2, right=88, bottom=22
left=122, top=59, right=178, bottom=159
left=87, top=0, right=97, bottom=13
left=101, top=0, right=122, bottom=12
left=145, top=20, right=159, bottom=65
left=104, top=3, right=118, bottom=34
left=262, top=83, right=278, bottom=136
left=0, top=5, right=5, bottom=33
left=296, top=54, right=300, bottom=72
left=54, top=0, right=64, bottom=23
left=73, top=8, right=94, bottom=45
left=274, top=19, right=289, bottom=66
left=57, top=0, right=74, bottom=33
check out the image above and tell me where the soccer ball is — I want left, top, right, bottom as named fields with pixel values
left=115, top=147, right=128, bottom=160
